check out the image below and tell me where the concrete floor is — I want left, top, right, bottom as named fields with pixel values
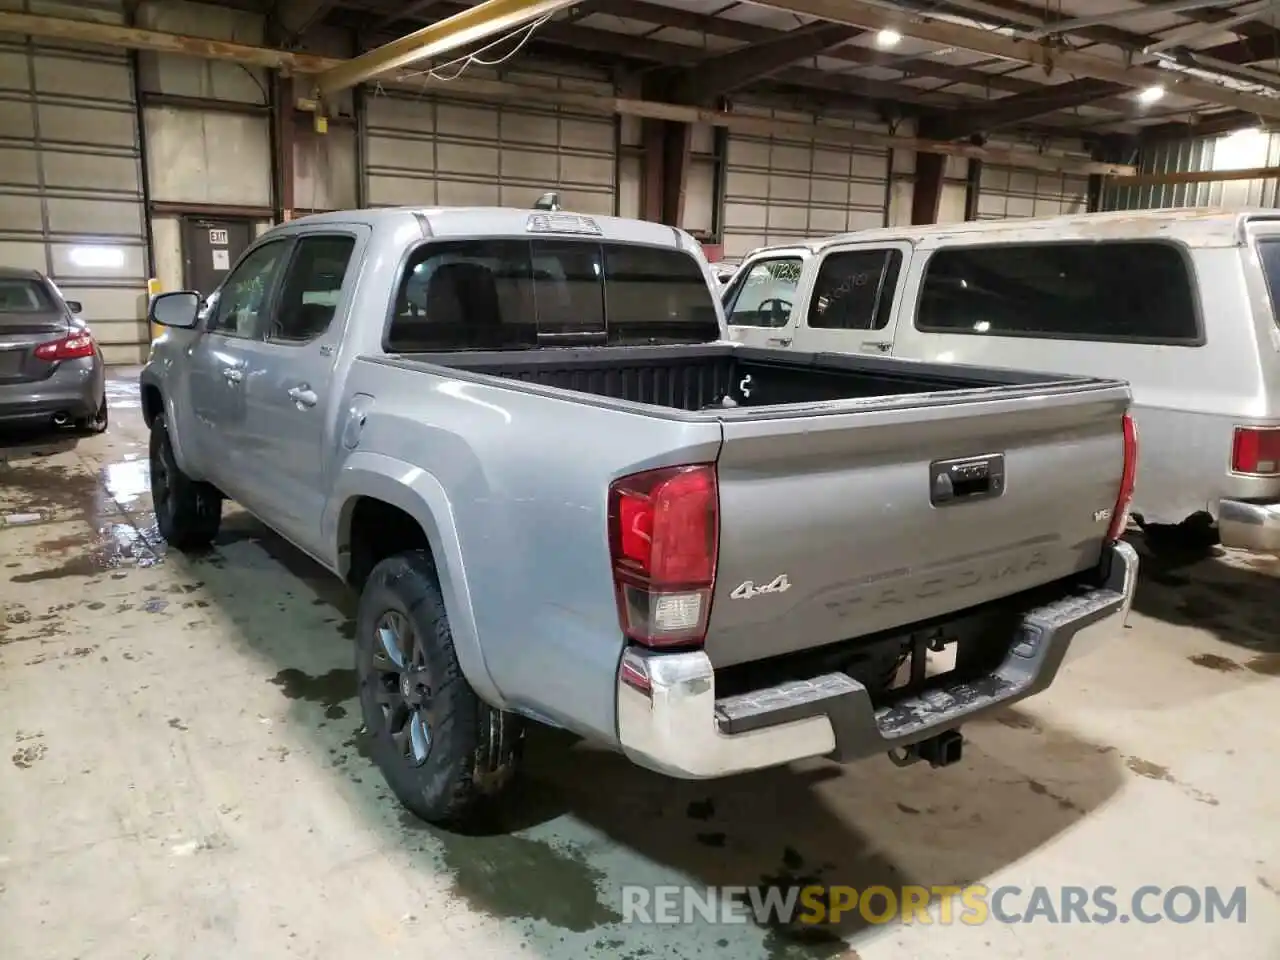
left=1, top=372, right=1278, bottom=960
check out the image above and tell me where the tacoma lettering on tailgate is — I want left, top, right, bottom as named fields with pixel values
left=823, top=548, right=1052, bottom=618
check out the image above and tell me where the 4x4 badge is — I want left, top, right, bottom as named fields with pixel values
left=730, top=574, right=792, bottom=600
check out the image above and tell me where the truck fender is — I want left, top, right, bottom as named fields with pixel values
left=140, top=371, right=197, bottom=478
left=325, top=452, right=504, bottom=710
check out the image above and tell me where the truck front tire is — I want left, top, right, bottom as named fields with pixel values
left=149, top=414, right=221, bottom=549
left=356, top=550, right=522, bottom=825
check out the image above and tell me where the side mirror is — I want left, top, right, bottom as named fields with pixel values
left=150, top=290, right=201, bottom=329
left=66, top=300, right=82, bottom=314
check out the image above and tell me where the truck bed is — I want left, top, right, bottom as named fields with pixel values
left=379, top=343, right=1130, bottom=672
left=404, top=343, right=1086, bottom=413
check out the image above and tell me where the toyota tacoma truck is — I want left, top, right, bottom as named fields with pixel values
left=140, top=206, right=1139, bottom=825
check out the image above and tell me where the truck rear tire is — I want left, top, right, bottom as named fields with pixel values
left=149, top=414, right=221, bottom=550
left=356, top=550, right=522, bottom=825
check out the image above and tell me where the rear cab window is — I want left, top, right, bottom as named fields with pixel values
left=386, top=239, right=719, bottom=351
left=0, top=278, right=55, bottom=315
left=916, top=241, right=1201, bottom=344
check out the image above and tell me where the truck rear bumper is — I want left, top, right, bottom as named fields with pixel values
left=1218, top=498, right=1280, bottom=552
left=616, top=540, right=1138, bottom=780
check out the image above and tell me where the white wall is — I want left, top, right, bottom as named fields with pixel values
left=721, top=105, right=891, bottom=257
left=362, top=60, right=616, bottom=214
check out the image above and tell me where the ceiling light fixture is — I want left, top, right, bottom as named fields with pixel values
left=876, top=28, right=902, bottom=48
left=1138, top=84, right=1165, bottom=104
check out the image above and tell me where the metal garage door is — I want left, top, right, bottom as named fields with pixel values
left=976, top=165, right=1090, bottom=220
left=0, top=35, right=148, bottom=364
left=363, top=91, right=616, bottom=215
left=722, top=132, right=888, bottom=257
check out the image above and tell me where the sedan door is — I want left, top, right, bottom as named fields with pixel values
left=184, top=238, right=293, bottom=495
left=721, top=249, right=809, bottom=349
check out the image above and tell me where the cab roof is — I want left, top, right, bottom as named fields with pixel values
left=275, top=206, right=695, bottom=251
left=747, top=208, right=1280, bottom=257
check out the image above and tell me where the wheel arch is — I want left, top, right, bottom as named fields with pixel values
left=329, top=454, right=503, bottom=710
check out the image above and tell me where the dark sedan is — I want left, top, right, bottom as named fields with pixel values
left=0, top=267, right=107, bottom=433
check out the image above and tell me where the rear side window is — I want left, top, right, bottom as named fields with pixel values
left=916, top=242, right=1200, bottom=344
left=808, top=249, right=902, bottom=330
left=387, top=239, right=719, bottom=351
left=0, top=279, right=54, bottom=314
left=1256, top=239, right=1280, bottom=326
left=270, top=235, right=356, bottom=343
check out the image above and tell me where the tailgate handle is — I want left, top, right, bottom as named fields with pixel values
left=930, top=454, right=1005, bottom=506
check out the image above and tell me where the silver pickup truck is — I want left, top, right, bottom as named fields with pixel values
left=141, top=206, right=1139, bottom=825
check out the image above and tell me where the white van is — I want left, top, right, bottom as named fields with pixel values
left=721, top=208, right=1280, bottom=553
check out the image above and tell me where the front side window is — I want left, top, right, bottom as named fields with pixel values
left=210, top=241, right=289, bottom=338
left=807, top=249, right=902, bottom=331
left=724, top=257, right=802, bottom=328
left=269, top=235, right=356, bottom=343
left=916, top=241, right=1200, bottom=344
left=387, top=239, right=718, bottom=351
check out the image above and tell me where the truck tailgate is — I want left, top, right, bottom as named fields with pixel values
left=706, top=381, right=1130, bottom=668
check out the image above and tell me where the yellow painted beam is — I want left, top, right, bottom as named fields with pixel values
left=314, top=0, right=577, bottom=98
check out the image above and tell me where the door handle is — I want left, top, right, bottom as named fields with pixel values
left=288, top=385, right=318, bottom=408
left=767, top=337, right=793, bottom=347
left=222, top=368, right=243, bottom=383
left=861, top=340, right=892, bottom=353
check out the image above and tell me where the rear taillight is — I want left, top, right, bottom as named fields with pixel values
left=1231, top=425, right=1280, bottom=476
left=34, top=332, right=95, bottom=361
left=1107, top=413, right=1138, bottom=542
left=608, top=463, right=718, bottom=647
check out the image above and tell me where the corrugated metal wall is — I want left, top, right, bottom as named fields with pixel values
left=1103, top=128, right=1280, bottom=210
left=721, top=107, right=890, bottom=257
left=0, top=0, right=1114, bottom=364
left=0, top=0, right=150, bottom=363
left=363, top=63, right=617, bottom=215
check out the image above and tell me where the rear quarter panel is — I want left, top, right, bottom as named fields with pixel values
left=331, top=358, right=723, bottom=744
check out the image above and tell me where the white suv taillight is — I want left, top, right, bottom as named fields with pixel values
left=1232, top=425, right=1280, bottom=476
left=608, top=464, right=719, bottom=647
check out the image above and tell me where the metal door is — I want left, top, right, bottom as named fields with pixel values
left=792, top=241, right=913, bottom=357
left=236, top=229, right=365, bottom=555
left=184, top=238, right=292, bottom=493
left=721, top=248, right=811, bottom=349
left=182, top=219, right=253, bottom=296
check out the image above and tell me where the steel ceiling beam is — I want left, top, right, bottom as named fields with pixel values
left=941, top=77, right=1123, bottom=135
left=1021, top=0, right=1243, bottom=38
left=1135, top=108, right=1264, bottom=139
left=954, top=28, right=1280, bottom=133
left=1142, top=0, right=1280, bottom=55
left=746, top=0, right=1280, bottom=119
left=373, top=0, right=445, bottom=32
left=357, top=2, right=973, bottom=107
left=0, top=9, right=1135, bottom=174
left=0, top=10, right=334, bottom=70
left=313, top=0, right=577, bottom=97
left=668, top=21, right=861, bottom=102
left=586, top=0, right=1037, bottom=94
